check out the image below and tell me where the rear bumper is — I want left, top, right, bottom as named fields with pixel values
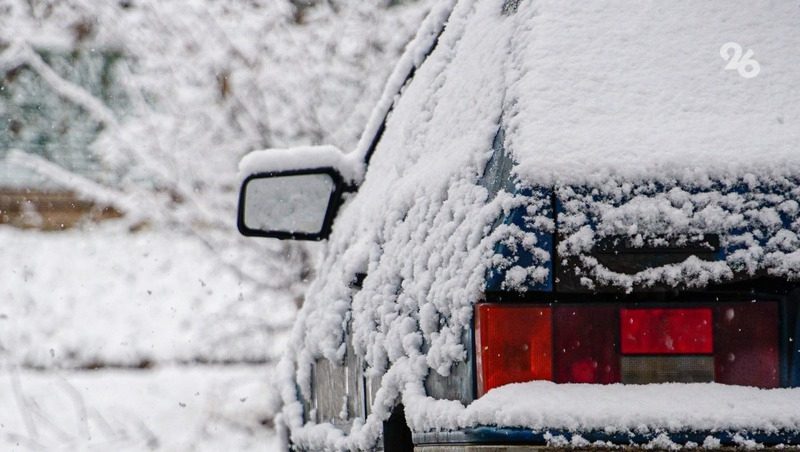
left=413, top=427, right=800, bottom=449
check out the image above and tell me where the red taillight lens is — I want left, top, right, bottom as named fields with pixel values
left=553, top=306, right=620, bottom=384
left=475, top=304, right=552, bottom=396
left=620, top=308, right=713, bottom=355
left=715, top=303, right=779, bottom=388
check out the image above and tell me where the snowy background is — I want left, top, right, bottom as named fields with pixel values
left=0, top=1, right=431, bottom=449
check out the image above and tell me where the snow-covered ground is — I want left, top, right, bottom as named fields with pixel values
left=0, top=225, right=295, bottom=369
left=0, top=365, right=278, bottom=451
left=0, top=224, right=288, bottom=449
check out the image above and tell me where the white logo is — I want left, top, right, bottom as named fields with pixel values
left=720, top=42, right=760, bottom=79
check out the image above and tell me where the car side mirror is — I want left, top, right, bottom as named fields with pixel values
left=237, top=167, right=346, bottom=240
left=236, top=145, right=362, bottom=241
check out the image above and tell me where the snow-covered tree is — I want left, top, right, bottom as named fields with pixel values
left=0, top=0, right=432, bottom=362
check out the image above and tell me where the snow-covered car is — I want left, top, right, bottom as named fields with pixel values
left=238, top=1, right=800, bottom=450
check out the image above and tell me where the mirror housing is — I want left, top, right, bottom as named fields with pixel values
left=237, top=167, right=346, bottom=241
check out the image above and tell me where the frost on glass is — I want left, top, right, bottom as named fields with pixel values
left=243, top=173, right=335, bottom=235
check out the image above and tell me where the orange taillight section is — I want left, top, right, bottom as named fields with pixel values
left=475, top=304, right=552, bottom=396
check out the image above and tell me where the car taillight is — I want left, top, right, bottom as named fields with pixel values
left=553, top=306, right=620, bottom=384
left=475, top=301, right=780, bottom=396
left=475, top=305, right=552, bottom=396
left=715, top=302, right=779, bottom=388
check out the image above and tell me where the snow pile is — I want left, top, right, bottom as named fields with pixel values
left=0, top=365, right=277, bottom=451
left=276, top=0, right=800, bottom=449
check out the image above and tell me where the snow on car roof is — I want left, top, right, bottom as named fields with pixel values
left=281, top=1, right=800, bottom=449
left=354, top=1, right=800, bottom=186
left=506, top=1, right=800, bottom=185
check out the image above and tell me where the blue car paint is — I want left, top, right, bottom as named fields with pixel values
left=484, top=187, right=554, bottom=293
left=793, top=303, right=800, bottom=387
left=414, top=426, right=800, bottom=448
left=481, top=127, right=554, bottom=293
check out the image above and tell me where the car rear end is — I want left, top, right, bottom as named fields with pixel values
left=413, top=180, right=800, bottom=450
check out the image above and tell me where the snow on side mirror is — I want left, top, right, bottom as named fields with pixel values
left=236, top=145, right=362, bottom=240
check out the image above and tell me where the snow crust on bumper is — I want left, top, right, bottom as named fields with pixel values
left=405, top=381, right=800, bottom=438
